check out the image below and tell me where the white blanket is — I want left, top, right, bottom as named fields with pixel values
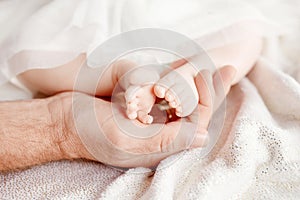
left=1, top=0, right=300, bottom=199
left=0, top=38, right=300, bottom=199
left=1, top=50, right=300, bottom=200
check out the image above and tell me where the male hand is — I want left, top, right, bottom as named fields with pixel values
left=59, top=65, right=236, bottom=169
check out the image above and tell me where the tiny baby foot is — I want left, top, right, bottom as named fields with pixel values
left=154, top=63, right=199, bottom=117
left=125, top=84, right=156, bottom=124
left=121, top=65, right=164, bottom=124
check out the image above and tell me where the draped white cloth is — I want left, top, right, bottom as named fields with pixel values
left=0, top=0, right=278, bottom=86
left=1, top=0, right=300, bottom=199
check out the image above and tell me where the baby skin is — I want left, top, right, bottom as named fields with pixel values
left=117, top=61, right=199, bottom=124
left=18, top=34, right=262, bottom=124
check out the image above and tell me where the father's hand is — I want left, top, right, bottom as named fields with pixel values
left=60, top=92, right=208, bottom=168
left=59, top=65, right=236, bottom=169
left=0, top=66, right=235, bottom=171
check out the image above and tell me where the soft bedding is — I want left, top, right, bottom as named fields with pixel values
left=1, top=0, right=300, bottom=199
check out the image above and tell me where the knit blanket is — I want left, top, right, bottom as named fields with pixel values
left=1, top=38, right=300, bottom=200
left=1, top=0, right=300, bottom=199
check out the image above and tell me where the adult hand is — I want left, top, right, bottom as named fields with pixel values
left=58, top=65, right=236, bottom=169
left=60, top=91, right=208, bottom=168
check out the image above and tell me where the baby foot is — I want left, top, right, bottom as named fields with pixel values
left=121, top=65, right=163, bottom=124
left=154, top=63, right=199, bottom=117
left=125, top=84, right=156, bottom=124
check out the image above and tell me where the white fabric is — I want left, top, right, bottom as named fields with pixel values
left=0, top=0, right=277, bottom=85
left=1, top=0, right=300, bottom=199
left=1, top=52, right=300, bottom=199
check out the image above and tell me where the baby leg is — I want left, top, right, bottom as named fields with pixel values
left=154, top=63, right=199, bottom=117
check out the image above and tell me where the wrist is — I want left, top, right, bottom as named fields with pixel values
left=0, top=96, right=70, bottom=171
left=49, top=92, right=94, bottom=161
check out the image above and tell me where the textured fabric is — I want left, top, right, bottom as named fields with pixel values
left=0, top=160, right=123, bottom=199
left=1, top=0, right=300, bottom=199
left=1, top=56, right=300, bottom=199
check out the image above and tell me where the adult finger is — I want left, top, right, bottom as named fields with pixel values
left=158, top=120, right=208, bottom=153
left=195, top=69, right=214, bottom=108
left=213, top=65, right=237, bottom=111
left=194, top=69, right=215, bottom=128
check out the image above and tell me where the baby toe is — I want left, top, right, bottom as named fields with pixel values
left=165, top=90, right=175, bottom=102
left=175, top=106, right=182, bottom=117
left=169, top=100, right=179, bottom=108
left=154, top=85, right=166, bottom=98
left=138, top=113, right=153, bottom=124
left=127, top=111, right=137, bottom=120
